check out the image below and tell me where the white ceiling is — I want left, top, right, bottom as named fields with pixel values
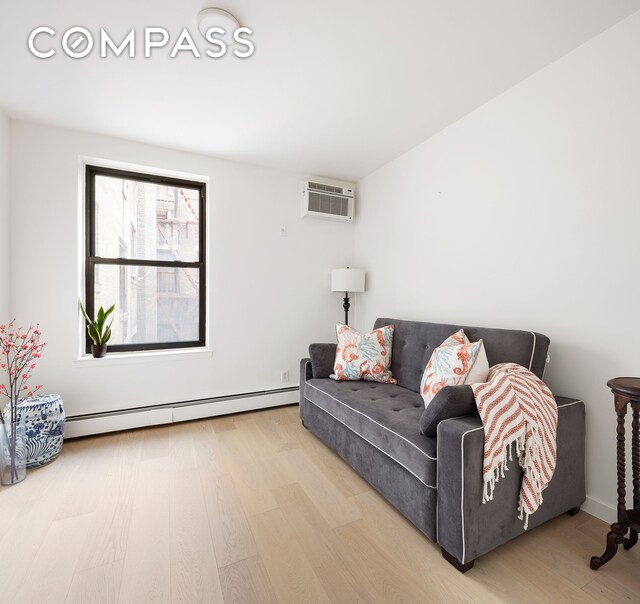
left=2, top=1, right=638, bottom=181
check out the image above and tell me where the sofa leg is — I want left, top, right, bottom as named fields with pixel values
left=301, top=419, right=309, bottom=430
left=566, top=507, right=581, bottom=517
left=441, top=547, right=474, bottom=573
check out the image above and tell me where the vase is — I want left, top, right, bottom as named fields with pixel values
left=0, top=416, right=27, bottom=486
left=91, top=343, right=108, bottom=358
left=18, top=394, right=65, bottom=468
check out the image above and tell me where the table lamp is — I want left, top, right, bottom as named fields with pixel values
left=331, top=267, right=365, bottom=326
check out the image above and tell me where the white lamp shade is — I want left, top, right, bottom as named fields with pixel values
left=331, top=268, right=365, bottom=293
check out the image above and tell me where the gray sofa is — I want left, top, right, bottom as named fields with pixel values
left=299, top=317, right=586, bottom=572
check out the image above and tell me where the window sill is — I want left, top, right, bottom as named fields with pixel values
left=73, top=346, right=213, bottom=367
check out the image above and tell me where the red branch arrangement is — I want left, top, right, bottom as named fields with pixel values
left=0, top=320, right=46, bottom=482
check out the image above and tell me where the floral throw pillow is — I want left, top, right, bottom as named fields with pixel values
left=332, top=323, right=397, bottom=384
left=420, top=329, right=484, bottom=407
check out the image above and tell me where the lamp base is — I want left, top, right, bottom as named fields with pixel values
left=343, top=293, right=350, bottom=326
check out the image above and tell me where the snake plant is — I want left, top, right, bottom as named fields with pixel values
left=79, top=302, right=115, bottom=346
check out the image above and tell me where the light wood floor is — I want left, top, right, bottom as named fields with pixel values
left=1, top=404, right=638, bottom=603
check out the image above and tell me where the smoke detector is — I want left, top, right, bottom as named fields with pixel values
left=197, top=8, right=240, bottom=37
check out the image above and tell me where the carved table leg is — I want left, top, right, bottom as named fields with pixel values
left=591, top=406, right=628, bottom=570
left=624, top=406, right=640, bottom=551
left=591, top=527, right=626, bottom=570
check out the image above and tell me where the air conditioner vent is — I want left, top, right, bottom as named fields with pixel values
left=308, top=192, right=350, bottom=217
left=302, top=180, right=355, bottom=222
left=307, top=181, right=344, bottom=195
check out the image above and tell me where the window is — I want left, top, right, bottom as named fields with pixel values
left=85, top=165, right=206, bottom=353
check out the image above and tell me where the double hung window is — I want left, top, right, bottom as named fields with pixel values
left=85, top=165, right=206, bottom=353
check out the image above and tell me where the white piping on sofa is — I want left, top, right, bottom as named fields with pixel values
left=305, top=398, right=437, bottom=489
left=305, top=382, right=437, bottom=461
left=528, top=331, right=537, bottom=371
left=304, top=382, right=437, bottom=488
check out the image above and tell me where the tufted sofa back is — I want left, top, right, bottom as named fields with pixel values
left=373, top=317, right=550, bottom=394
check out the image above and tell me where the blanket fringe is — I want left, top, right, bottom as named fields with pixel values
left=482, top=439, right=524, bottom=504
left=482, top=437, right=546, bottom=531
left=483, top=437, right=537, bottom=530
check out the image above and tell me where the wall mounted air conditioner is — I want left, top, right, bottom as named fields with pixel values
left=302, top=180, right=355, bottom=222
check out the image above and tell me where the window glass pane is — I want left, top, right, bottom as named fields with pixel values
left=94, top=264, right=200, bottom=345
left=94, top=174, right=200, bottom=262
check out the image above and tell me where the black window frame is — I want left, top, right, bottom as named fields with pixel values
left=85, top=165, right=206, bottom=354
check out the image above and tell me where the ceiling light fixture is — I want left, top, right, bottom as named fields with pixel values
left=197, top=8, right=240, bottom=37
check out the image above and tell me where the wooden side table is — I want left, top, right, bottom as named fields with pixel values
left=591, top=377, right=640, bottom=570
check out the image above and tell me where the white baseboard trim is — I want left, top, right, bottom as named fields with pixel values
left=65, top=407, right=174, bottom=438
left=172, top=390, right=296, bottom=423
left=583, top=495, right=616, bottom=524
left=64, top=388, right=299, bottom=438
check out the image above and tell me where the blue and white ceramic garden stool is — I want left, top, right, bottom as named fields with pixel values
left=17, top=394, right=65, bottom=468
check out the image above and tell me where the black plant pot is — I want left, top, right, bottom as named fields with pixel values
left=91, top=343, right=108, bottom=358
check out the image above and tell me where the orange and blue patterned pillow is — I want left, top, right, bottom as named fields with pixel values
left=332, top=323, right=397, bottom=384
left=420, top=329, right=488, bottom=408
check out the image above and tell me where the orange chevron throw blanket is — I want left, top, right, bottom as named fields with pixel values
left=471, top=363, right=558, bottom=529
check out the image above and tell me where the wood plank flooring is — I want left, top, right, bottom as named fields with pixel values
left=1, top=404, right=638, bottom=603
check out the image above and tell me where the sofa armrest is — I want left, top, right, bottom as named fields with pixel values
left=299, top=358, right=313, bottom=402
left=419, top=385, right=476, bottom=436
left=436, top=397, right=585, bottom=567
left=436, top=414, right=484, bottom=566
left=308, top=343, right=337, bottom=379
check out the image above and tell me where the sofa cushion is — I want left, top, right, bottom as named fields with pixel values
left=419, top=385, right=477, bottom=437
left=309, top=343, right=337, bottom=379
left=332, top=323, right=397, bottom=384
left=374, top=318, right=550, bottom=393
left=465, top=340, right=490, bottom=385
left=304, top=378, right=437, bottom=488
left=419, top=329, right=483, bottom=407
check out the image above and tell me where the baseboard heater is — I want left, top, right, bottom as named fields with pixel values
left=64, top=386, right=299, bottom=438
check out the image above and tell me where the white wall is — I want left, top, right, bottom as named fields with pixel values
left=354, top=12, right=640, bottom=521
left=10, top=121, right=354, bottom=417
left=0, top=110, right=9, bottom=319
